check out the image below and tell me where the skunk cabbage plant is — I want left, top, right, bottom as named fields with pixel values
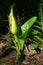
left=3, top=6, right=37, bottom=61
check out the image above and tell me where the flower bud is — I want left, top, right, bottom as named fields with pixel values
left=8, top=7, right=17, bottom=34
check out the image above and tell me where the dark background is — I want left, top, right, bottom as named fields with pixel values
left=0, top=0, right=41, bottom=34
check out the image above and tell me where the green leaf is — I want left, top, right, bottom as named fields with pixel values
left=18, top=39, right=24, bottom=50
left=31, top=30, right=40, bottom=35
left=30, top=43, right=38, bottom=48
left=21, top=16, right=37, bottom=39
left=3, top=46, right=16, bottom=53
left=14, top=35, right=20, bottom=50
left=13, top=40, right=19, bottom=51
left=34, top=36, right=42, bottom=42
left=33, top=25, right=41, bottom=30
left=14, top=35, right=24, bottom=50
left=31, top=35, right=43, bottom=45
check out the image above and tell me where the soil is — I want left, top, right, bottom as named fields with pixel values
left=0, top=40, right=43, bottom=65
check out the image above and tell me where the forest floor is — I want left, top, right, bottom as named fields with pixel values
left=0, top=38, right=43, bottom=65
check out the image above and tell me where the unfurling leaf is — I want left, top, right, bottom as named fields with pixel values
left=8, top=7, right=17, bottom=34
